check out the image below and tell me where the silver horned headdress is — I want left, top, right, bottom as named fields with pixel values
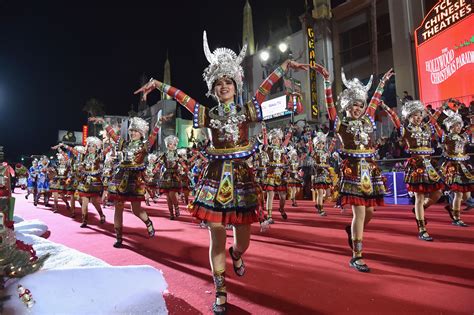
left=313, top=131, right=327, bottom=146
left=128, top=117, right=149, bottom=138
left=443, top=110, right=463, bottom=130
left=164, top=135, right=179, bottom=148
left=86, top=136, right=102, bottom=149
left=147, top=153, right=158, bottom=163
left=202, top=31, right=247, bottom=98
left=401, top=100, right=426, bottom=120
left=268, top=128, right=284, bottom=142
left=338, top=68, right=373, bottom=111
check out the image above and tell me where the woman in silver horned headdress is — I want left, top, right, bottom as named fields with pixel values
left=310, top=131, right=334, bottom=216
left=261, top=127, right=293, bottom=223
left=89, top=116, right=164, bottom=248
left=439, top=110, right=473, bottom=227
left=313, top=64, right=394, bottom=273
left=156, top=135, right=182, bottom=220
left=135, top=31, right=308, bottom=315
left=381, top=100, right=445, bottom=240
left=61, top=136, right=106, bottom=228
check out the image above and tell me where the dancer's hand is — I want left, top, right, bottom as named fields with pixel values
left=160, top=113, right=174, bottom=123
left=288, top=60, right=310, bottom=71
left=134, top=79, right=159, bottom=101
left=311, top=63, right=330, bottom=79
left=154, top=113, right=175, bottom=128
left=381, top=68, right=395, bottom=82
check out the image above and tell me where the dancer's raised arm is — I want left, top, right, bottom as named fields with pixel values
left=135, top=80, right=200, bottom=114
left=312, top=64, right=336, bottom=121
left=366, top=68, right=394, bottom=119
left=254, top=60, right=308, bottom=105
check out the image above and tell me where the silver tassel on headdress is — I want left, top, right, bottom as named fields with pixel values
left=313, top=131, right=327, bottom=146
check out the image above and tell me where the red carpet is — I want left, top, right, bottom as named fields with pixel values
left=12, top=191, right=474, bottom=314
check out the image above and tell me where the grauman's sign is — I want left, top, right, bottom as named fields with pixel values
left=416, top=0, right=472, bottom=45
left=306, top=25, right=318, bottom=120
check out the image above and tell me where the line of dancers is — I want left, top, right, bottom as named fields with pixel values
left=17, top=31, right=472, bottom=315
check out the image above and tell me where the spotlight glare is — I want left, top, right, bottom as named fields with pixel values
left=278, top=42, right=288, bottom=53
left=259, top=50, right=270, bottom=62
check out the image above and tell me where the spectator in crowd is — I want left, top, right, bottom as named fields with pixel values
left=403, top=91, right=413, bottom=102
left=426, top=104, right=435, bottom=114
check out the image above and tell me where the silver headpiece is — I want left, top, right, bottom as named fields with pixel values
left=313, top=131, right=327, bottom=146
left=401, top=100, right=426, bottom=120
left=86, top=136, right=102, bottom=149
left=177, top=148, right=187, bottom=157
left=147, top=153, right=158, bottom=163
left=128, top=117, right=149, bottom=138
left=202, top=31, right=247, bottom=98
left=338, top=68, right=373, bottom=111
left=268, top=128, right=284, bottom=141
left=443, top=111, right=463, bottom=130
left=164, top=135, right=179, bottom=148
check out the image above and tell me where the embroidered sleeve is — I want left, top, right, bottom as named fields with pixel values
left=105, top=125, right=120, bottom=143
left=147, top=125, right=160, bottom=151
left=324, top=80, right=338, bottom=122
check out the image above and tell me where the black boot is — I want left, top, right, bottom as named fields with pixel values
left=99, top=212, right=106, bottom=224
left=168, top=207, right=175, bottom=220
left=279, top=207, right=288, bottom=220
left=412, top=207, right=428, bottom=225
left=316, top=204, right=327, bottom=216
left=444, top=205, right=455, bottom=221
left=113, top=227, right=123, bottom=248
left=212, top=272, right=227, bottom=315
left=229, top=246, right=245, bottom=277
left=349, top=239, right=370, bottom=273
left=416, top=219, right=433, bottom=241
left=80, top=214, right=88, bottom=228
left=145, top=218, right=155, bottom=237
left=452, top=210, right=469, bottom=227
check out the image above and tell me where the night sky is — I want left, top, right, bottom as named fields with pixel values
left=0, top=0, right=311, bottom=161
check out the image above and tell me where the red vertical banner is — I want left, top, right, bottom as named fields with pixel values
left=82, top=125, right=88, bottom=146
